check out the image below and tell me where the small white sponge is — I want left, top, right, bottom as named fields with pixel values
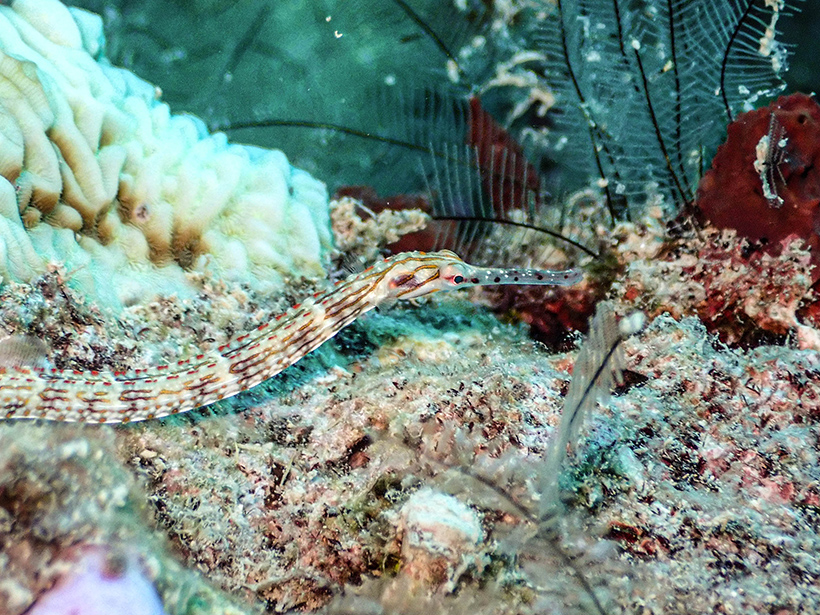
left=0, top=0, right=332, bottom=310
left=398, top=488, right=485, bottom=591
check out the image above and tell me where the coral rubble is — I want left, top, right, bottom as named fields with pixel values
left=616, top=225, right=817, bottom=346
left=397, top=488, right=485, bottom=591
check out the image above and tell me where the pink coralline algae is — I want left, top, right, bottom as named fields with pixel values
left=616, top=228, right=816, bottom=346
left=695, top=93, right=820, bottom=281
left=26, top=548, right=167, bottom=615
left=685, top=232, right=814, bottom=345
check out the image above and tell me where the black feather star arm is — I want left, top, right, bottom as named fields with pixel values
left=217, top=0, right=599, bottom=267
left=531, top=0, right=799, bottom=218
left=421, top=141, right=599, bottom=266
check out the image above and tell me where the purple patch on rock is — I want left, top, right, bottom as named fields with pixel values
left=27, top=548, right=167, bottom=615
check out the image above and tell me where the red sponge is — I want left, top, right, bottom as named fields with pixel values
left=696, top=93, right=820, bottom=280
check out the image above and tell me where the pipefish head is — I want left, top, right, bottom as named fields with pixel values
left=381, top=250, right=583, bottom=301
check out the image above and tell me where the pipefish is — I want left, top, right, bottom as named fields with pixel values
left=0, top=250, right=581, bottom=423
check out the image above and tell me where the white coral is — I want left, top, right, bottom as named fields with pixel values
left=0, top=0, right=332, bottom=310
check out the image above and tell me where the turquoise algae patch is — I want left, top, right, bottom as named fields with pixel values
left=0, top=0, right=333, bottom=312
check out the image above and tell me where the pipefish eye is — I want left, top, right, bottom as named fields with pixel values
left=452, top=275, right=464, bottom=284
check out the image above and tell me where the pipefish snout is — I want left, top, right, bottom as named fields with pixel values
left=0, top=250, right=581, bottom=423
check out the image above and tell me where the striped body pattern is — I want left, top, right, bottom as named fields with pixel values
left=0, top=251, right=581, bottom=424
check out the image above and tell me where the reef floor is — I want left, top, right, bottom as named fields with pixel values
left=1, top=207, right=819, bottom=615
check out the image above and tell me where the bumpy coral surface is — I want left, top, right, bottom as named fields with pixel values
left=0, top=0, right=332, bottom=310
left=695, top=93, right=820, bottom=281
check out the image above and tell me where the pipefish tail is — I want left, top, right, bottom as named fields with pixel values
left=0, top=251, right=581, bottom=424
